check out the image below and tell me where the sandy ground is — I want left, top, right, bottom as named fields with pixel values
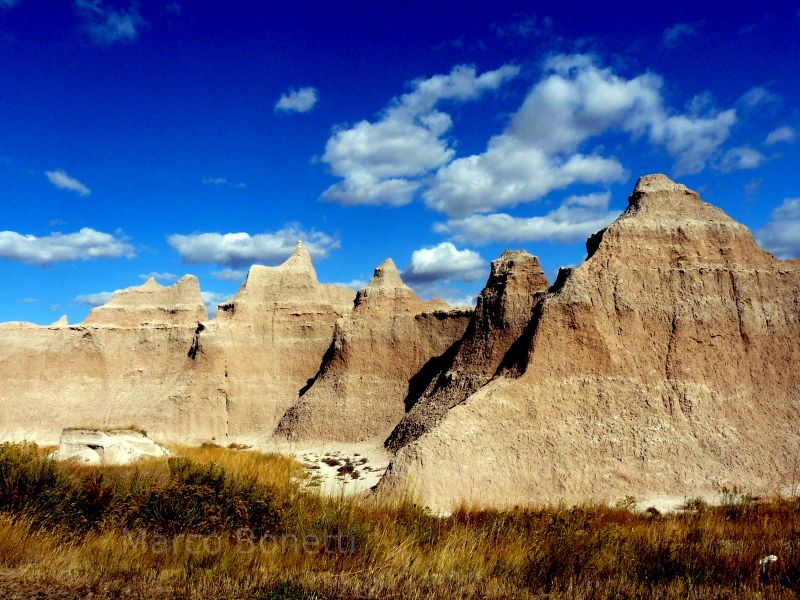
left=252, top=437, right=391, bottom=496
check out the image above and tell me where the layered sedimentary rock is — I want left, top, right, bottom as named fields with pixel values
left=84, top=276, right=207, bottom=327
left=0, top=244, right=355, bottom=445
left=274, top=259, right=471, bottom=442
left=185, top=242, right=356, bottom=441
left=0, top=277, right=211, bottom=444
left=385, top=250, right=549, bottom=452
left=380, top=175, right=800, bottom=512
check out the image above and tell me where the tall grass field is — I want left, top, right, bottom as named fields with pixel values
left=0, top=442, right=797, bottom=599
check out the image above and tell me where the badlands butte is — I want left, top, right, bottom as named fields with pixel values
left=1, top=174, right=799, bottom=512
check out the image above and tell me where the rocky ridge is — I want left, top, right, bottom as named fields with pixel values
left=378, top=174, right=800, bottom=511
left=385, top=250, right=550, bottom=452
left=274, top=258, right=471, bottom=442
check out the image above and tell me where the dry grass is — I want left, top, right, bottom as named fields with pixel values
left=0, top=442, right=799, bottom=599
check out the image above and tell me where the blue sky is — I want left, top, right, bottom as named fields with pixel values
left=1, top=1, right=798, bottom=323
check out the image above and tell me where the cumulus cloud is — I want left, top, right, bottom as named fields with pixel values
left=210, top=268, right=247, bottom=281
left=138, top=272, right=178, bottom=283
left=75, top=0, right=144, bottom=45
left=168, top=225, right=339, bottom=267
left=764, top=126, right=796, bottom=146
left=717, top=145, right=766, bottom=172
left=321, top=64, right=520, bottom=206
left=275, top=87, right=319, bottom=113
left=435, top=192, right=619, bottom=244
left=425, top=135, right=626, bottom=217
left=202, top=177, right=246, bottom=189
left=402, top=242, right=485, bottom=284
left=45, top=170, right=91, bottom=196
left=663, top=22, right=701, bottom=47
left=424, top=54, right=737, bottom=217
left=758, top=198, right=800, bottom=259
left=0, top=228, right=134, bottom=266
left=74, top=291, right=115, bottom=307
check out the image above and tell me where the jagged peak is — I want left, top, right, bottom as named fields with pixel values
left=281, top=241, right=317, bottom=277
left=491, top=250, right=543, bottom=275
left=632, top=173, right=688, bottom=196
left=140, top=277, right=163, bottom=290
left=49, top=315, right=68, bottom=327
left=368, top=258, right=405, bottom=288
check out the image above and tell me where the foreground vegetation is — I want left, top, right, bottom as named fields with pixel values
left=0, top=443, right=798, bottom=599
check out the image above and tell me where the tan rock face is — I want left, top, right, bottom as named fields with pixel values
left=84, top=275, right=207, bottom=327
left=274, top=259, right=471, bottom=442
left=183, top=242, right=356, bottom=441
left=385, top=250, right=550, bottom=452
left=0, top=277, right=213, bottom=445
left=0, top=243, right=355, bottom=445
left=379, top=174, right=800, bottom=512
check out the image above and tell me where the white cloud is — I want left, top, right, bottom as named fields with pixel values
left=331, top=278, right=368, bottom=290
left=210, top=268, right=246, bottom=281
left=321, top=64, right=519, bottom=206
left=650, top=109, right=737, bottom=174
left=764, top=126, right=796, bottom=146
left=718, top=145, right=766, bottom=172
left=201, top=291, right=232, bottom=317
left=202, top=177, right=246, bottom=189
left=45, top=170, right=91, bottom=196
left=662, top=22, right=701, bottom=47
left=738, top=86, right=780, bottom=109
left=0, top=228, right=134, bottom=266
left=435, top=192, right=619, bottom=244
left=275, top=87, right=319, bottom=113
left=74, top=291, right=114, bottom=307
left=139, top=272, right=178, bottom=283
left=758, top=198, right=800, bottom=259
left=422, top=54, right=738, bottom=217
left=434, top=193, right=619, bottom=244
left=424, top=135, right=626, bottom=217
left=402, top=242, right=485, bottom=284
left=168, top=225, right=339, bottom=267
left=75, top=0, right=144, bottom=45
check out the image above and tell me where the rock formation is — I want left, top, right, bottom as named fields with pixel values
left=385, top=250, right=549, bottom=452
left=0, top=243, right=356, bottom=445
left=274, top=259, right=471, bottom=442
left=0, top=277, right=213, bottom=444
left=52, top=428, right=171, bottom=465
left=84, top=276, right=207, bottom=327
left=183, top=242, right=356, bottom=441
left=379, top=175, right=800, bottom=511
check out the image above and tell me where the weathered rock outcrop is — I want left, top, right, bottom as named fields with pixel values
left=385, top=250, right=549, bottom=452
left=51, top=428, right=170, bottom=465
left=0, top=277, right=211, bottom=444
left=379, top=175, right=800, bottom=511
left=274, top=259, right=471, bottom=442
left=84, top=276, right=207, bottom=327
left=0, top=244, right=356, bottom=445
left=184, top=242, right=356, bottom=441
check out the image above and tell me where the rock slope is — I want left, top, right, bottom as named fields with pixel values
left=274, top=259, right=471, bottom=442
left=183, top=242, right=356, bottom=441
left=385, top=250, right=549, bottom=452
left=379, top=175, right=800, bottom=512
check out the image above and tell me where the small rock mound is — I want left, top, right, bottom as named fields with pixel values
left=51, top=428, right=170, bottom=465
